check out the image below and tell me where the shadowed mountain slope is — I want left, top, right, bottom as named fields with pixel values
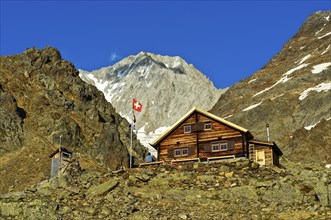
left=0, top=47, right=146, bottom=192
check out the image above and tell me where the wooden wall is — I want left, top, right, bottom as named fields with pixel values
left=273, top=149, right=280, bottom=166
left=157, top=112, right=247, bottom=161
left=249, top=143, right=275, bottom=166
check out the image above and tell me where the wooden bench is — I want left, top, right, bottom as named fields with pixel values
left=139, top=161, right=164, bottom=167
left=171, top=158, right=200, bottom=165
left=207, top=155, right=235, bottom=163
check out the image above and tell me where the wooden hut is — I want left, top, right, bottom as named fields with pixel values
left=248, top=140, right=282, bottom=166
left=49, top=147, right=72, bottom=177
left=150, top=107, right=282, bottom=166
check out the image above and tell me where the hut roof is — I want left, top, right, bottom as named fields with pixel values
left=249, top=139, right=283, bottom=156
left=49, top=147, right=73, bottom=158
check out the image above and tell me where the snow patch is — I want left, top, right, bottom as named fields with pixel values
left=105, top=82, right=125, bottom=102
left=311, top=62, right=331, bottom=74
left=223, top=114, right=233, bottom=119
left=253, top=76, right=291, bottom=97
left=326, top=164, right=331, bottom=169
left=318, top=32, right=331, bottom=39
left=173, top=57, right=181, bottom=68
left=300, top=46, right=305, bottom=50
left=137, top=126, right=170, bottom=157
left=242, top=102, right=262, bottom=111
left=248, top=78, right=257, bottom=84
left=326, top=15, right=330, bottom=21
left=304, top=123, right=318, bottom=130
left=253, top=63, right=308, bottom=97
left=315, top=27, right=324, bottom=36
left=321, top=45, right=330, bottom=55
left=305, top=116, right=331, bottom=130
left=284, top=63, right=309, bottom=76
left=271, top=94, right=284, bottom=100
left=297, top=54, right=311, bottom=65
left=299, top=82, right=331, bottom=100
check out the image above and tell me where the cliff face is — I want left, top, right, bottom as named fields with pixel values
left=0, top=47, right=146, bottom=192
left=210, top=11, right=331, bottom=163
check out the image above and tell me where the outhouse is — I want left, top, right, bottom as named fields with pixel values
left=49, top=147, right=72, bottom=177
left=248, top=140, right=282, bottom=166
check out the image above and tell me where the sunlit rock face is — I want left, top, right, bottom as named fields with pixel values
left=210, top=11, right=331, bottom=163
left=80, top=52, right=224, bottom=154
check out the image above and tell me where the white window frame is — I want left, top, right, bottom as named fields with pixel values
left=212, top=143, right=220, bottom=152
left=182, top=148, right=189, bottom=156
left=174, top=149, right=181, bottom=157
left=174, top=147, right=189, bottom=157
left=220, top=143, right=227, bottom=151
left=204, top=122, right=212, bottom=130
left=184, top=125, right=191, bottom=133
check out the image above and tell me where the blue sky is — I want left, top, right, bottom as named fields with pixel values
left=1, top=1, right=330, bottom=88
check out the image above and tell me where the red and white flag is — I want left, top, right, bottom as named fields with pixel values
left=132, top=98, right=142, bottom=112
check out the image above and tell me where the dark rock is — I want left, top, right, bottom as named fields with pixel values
left=86, top=180, right=119, bottom=197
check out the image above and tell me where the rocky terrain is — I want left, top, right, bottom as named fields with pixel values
left=211, top=10, right=331, bottom=163
left=79, top=52, right=224, bottom=153
left=0, top=47, right=146, bottom=193
left=1, top=158, right=330, bottom=219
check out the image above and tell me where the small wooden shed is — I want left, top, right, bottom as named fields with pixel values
left=49, top=147, right=72, bottom=177
left=248, top=140, right=282, bottom=166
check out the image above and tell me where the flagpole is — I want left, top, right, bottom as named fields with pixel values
left=130, top=109, right=133, bottom=169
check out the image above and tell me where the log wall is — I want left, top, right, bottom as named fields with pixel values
left=158, top=112, right=246, bottom=161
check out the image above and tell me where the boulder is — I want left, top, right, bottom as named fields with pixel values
left=86, top=180, right=119, bottom=197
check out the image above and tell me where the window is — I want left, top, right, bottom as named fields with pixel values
left=220, top=143, right=227, bottom=151
left=184, top=125, right=191, bottom=133
left=212, top=143, right=220, bottom=152
left=211, top=142, right=227, bottom=152
left=204, top=122, right=212, bottom=130
left=62, top=152, right=71, bottom=158
left=174, top=149, right=181, bottom=157
left=174, top=148, right=189, bottom=157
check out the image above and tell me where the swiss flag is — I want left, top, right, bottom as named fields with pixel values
left=132, top=98, right=142, bottom=112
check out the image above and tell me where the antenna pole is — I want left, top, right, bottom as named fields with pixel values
left=266, top=123, right=270, bottom=142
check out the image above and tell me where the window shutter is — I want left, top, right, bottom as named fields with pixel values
left=192, top=122, right=204, bottom=132
left=167, top=148, right=174, bottom=157
left=228, top=140, right=235, bottom=150
left=188, top=147, right=195, bottom=155
left=204, top=144, right=212, bottom=153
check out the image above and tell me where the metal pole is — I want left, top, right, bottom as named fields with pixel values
left=266, top=123, right=270, bottom=142
left=130, top=111, right=133, bottom=169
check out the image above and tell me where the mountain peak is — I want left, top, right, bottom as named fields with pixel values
left=80, top=53, right=224, bottom=154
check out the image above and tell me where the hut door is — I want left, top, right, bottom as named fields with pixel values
left=255, top=149, right=265, bottom=166
left=51, top=157, right=60, bottom=177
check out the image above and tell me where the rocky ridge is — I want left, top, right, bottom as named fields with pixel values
left=79, top=52, right=224, bottom=153
left=1, top=158, right=330, bottom=219
left=0, top=47, right=146, bottom=192
left=210, top=10, right=331, bottom=163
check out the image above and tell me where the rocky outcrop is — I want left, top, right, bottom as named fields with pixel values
left=0, top=47, right=146, bottom=192
left=0, top=86, right=24, bottom=153
left=1, top=159, right=330, bottom=219
left=79, top=52, right=224, bottom=153
left=210, top=10, right=331, bottom=163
